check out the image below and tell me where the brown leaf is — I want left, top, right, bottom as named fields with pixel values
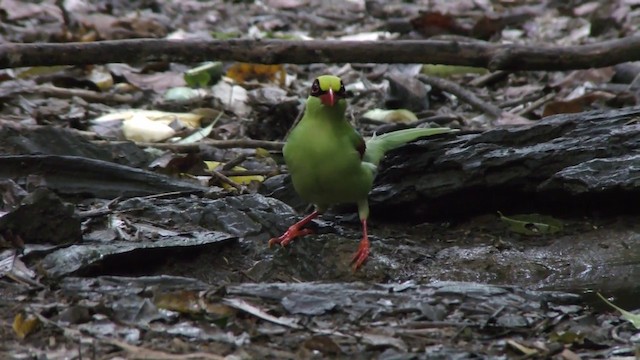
left=303, top=335, right=342, bottom=355
left=149, top=153, right=204, bottom=176
left=542, top=92, right=615, bottom=117
left=560, top=348, right=581, bottom=360
left=0, top=0, right=60, bottom=21
left=122, top=71, right=186, bottom=92
left=472, top=6, right=542, bottom=40
left=77, top=13, right=169, bottom=40
left=551, top=68, right=615, bottom=88
left=410, top=12, right=468, bottom=38
left=542, top=99, right=585, bottom=117
left=495, top=112, right=536, bottom=126
left=573, top=2, right=601, bottom=16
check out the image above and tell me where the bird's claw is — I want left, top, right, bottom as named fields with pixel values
left=268, top=226, right=313, bottom=248
left=350, top=238, right=370, bottom=271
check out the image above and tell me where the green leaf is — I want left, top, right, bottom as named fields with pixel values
left=210, top=31, right=241, bottom=40
left=597, top=293, right=640, bottom=329
left=184, top=61, right=223, bottom=88
left=422, top=64, right=488, bottom=77
left=176, top=112, right=222, bottom=144
left=497, top=211, right=563, bottom=236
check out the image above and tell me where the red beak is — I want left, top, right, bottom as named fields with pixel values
left=319, top=88, right=336, bottom=107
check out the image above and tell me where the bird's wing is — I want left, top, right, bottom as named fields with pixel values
left=364, top=127, right=457, bottom=166
left=348, top=127, right=366, bottom=159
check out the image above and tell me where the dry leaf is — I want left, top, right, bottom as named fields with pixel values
left=410, top=11, right=468, bottom=38
left=204, top=161, right=265, bottom=190
left=13, top=312, right=40, bottom=339
left=542, top=92, right=615, bottom=117
left=226, top=63, right=286, bottom=86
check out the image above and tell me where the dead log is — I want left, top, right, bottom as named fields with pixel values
left=371, top=106, right=640, bottom=219
left=0, top=155, right=208, bottom=198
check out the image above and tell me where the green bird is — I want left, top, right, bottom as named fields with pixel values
left=269, top=75, right=456, bottom=271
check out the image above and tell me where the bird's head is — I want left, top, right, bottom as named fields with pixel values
left=310, top=75, right=347, bottom=108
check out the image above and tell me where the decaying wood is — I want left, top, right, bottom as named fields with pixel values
left=2, top=36, right=640, bottom=70
left=0, top=155, right=208, bottom=198
left=370, top=105, right=640, bottom=219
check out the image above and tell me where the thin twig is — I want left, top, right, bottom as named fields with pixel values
left=514, top=92, right=556, bottom=117
left=33, top=84, right=135, bottom=104
left=285, top=104, right=305, bottom=141
left=498, top=91, right=549, bottom=109
left=220, top=153, right=248, bottom=171
left=209, top=170, right=245, bottom=192
left=105, top=339, right=225, bottom=360
left=469, top=70, right=509, bottom=88
left=221, top=169, right=281, bottom=177
left=418, top=74, right=503, bottom=118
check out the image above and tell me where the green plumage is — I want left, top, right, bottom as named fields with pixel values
left=273, top=75, right=457, bottom=270
left=362, top=127, right=457, bottom=166
left=284, top=76, right=455, bottom=211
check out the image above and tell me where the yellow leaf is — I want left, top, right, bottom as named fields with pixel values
left=17, top=66, right=71, bottom=79
left=93, top=110, right=204, bottom=129
left=254, top=147, right=272, bottom=159
left=122, top=114, right=176, bottom=142
left=93, top=109, right=205, bottom=143
left=422, top=64, right=488, bottom=77
left=13, top=312, right=40, bottom=339
left=204, top=161, right=265, bottom=190
left=226, top=63, right=286, bottom=86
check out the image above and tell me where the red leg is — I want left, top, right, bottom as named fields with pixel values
left=268, top=210, right=319, bottom=248
left=351, top=219, right=370, bottom=271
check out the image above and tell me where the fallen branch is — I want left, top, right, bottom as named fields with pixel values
left=514, top=92, right=556, bottom=116
left=209, top=169, right=246, bottom=193
left=418, top=74, right=503, bottom=118
left=105, top=339, right=225, bottom=360
left=0, top=155, right=208, bottom=198
left=221, top=169, right=282, bottom=177
left=2, top=37, right=640, bottom=71
left=370, top=105, right=640, bottom=219
left=32, top=84, right=135, bottom=104
left=92, top=139, right=284, bottom=151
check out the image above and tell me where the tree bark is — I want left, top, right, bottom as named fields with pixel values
left=370, top=106, right=640, bottom=220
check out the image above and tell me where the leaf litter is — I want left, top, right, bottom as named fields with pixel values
left=1, top=0, right=640, bottom=358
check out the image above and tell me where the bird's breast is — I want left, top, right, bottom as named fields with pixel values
left=284, top=135, right=372, bottom=206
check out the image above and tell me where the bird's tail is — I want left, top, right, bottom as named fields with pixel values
left=363, top=127, right=457, bottom=166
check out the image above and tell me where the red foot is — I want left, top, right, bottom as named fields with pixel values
left=351, top=237, right=370, bottom=271
left=351, top=219, right=370, bottom=271
left=268, top=226, right=313, bottom=247
left=268, top=210, right=319, bottom=248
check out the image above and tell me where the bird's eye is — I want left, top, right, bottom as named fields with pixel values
left=310, top=80, right=320, bottom=96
